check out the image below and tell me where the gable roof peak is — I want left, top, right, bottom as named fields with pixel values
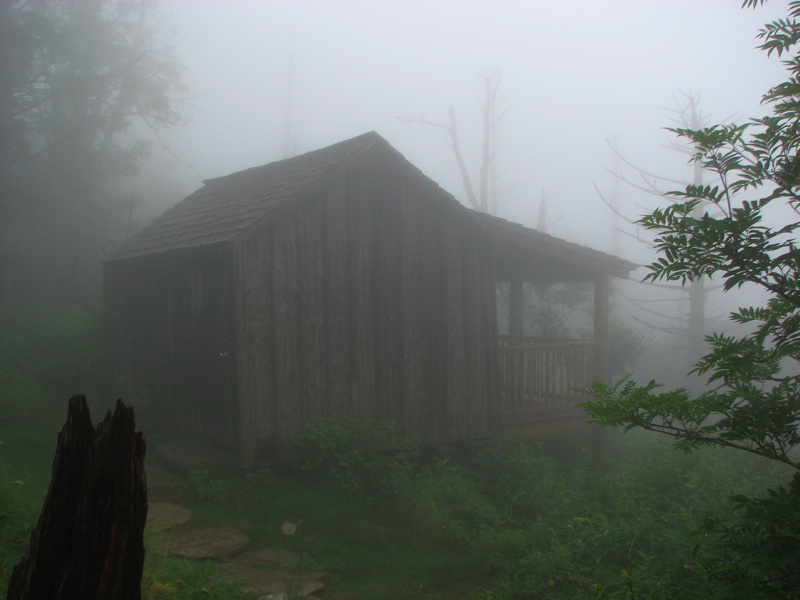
left=108, top=131, right=398, bottom=261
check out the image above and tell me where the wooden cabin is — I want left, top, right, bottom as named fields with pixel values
left=104, top=132, right=635, bottom=467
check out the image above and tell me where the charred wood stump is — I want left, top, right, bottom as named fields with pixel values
left=7, top=395, right=147, bottom=600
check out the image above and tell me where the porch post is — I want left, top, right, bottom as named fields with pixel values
left=506, top=280, right=526, bottom=410
left=593, top=275, right=610, bottom=383
left=509, top=280, right=524, bottom=341
left=591, top=274, right=611, bottom=460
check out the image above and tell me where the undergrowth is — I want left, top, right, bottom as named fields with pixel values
left=0, top=307, right=794, bottom=598
left=141, top=553, right=251, bottom=599
left=288, top=419, right=792, bottom=598
left=0, top=459, right=40, bottom=597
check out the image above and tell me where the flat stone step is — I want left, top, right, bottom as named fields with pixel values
left=240, top=547, right=315, bottom=569
left=147, top=502, right=191, bottom=532
left=157, top=527, right=249, bottom=559
left=221, top=562, right=329, bottom=597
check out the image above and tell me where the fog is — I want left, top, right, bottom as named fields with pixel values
left=124, top=0, right=793, bottom=389
left=3, top=5, right=797, bottom=593
left=140, top=0, right=785, bottom=261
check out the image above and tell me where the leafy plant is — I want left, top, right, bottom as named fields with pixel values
left=141, top=555, right=252, bottom=599
left=290, top=418, right=417, bottom=499
left=582, top=1, right=800, bottom=596
left=188, top=469, right=229, bottom=505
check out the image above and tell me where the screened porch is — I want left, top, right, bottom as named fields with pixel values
left=471, top=212, right=636, bottom=432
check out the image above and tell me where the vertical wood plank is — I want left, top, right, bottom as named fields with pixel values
left=273, top=219, right=301, bottom=456
left=443, top=220, right=467, bottom=441
left=370, top=169, right=403, bottom=425
left=299, top=202, right=328, bottom=429
left=400, top=181, right=424, bottom=441
left=323, top=186, right=351, bottom=421
left=350, top=171, right=376, bottom=422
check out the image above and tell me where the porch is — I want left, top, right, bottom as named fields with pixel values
left=471, top=212, right=636, bottom=436
left=495, top=276, right=609, bottom=434
left=498, top=336, right=598, bottom=433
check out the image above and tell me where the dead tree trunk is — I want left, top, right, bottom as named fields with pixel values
left=6, top=395, right=147, bottom=600
left=397, top=72, right=506, bottom=215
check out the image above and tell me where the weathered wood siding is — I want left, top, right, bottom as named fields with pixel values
left=233, top=153, right=499, bottom=457
left=103, top=247, right=236, bottom=448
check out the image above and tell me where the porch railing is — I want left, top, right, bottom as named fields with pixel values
left=498, top=338, right=599, bottom=421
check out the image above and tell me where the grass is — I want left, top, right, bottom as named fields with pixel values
left=0, top=423, right=55, bottom=595
left=139, top=424, right=792, bottom=599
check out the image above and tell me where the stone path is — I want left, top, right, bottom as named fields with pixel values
left=145, top=442, right=363, bottom=599
left=147, top=503, right=334, bottom=599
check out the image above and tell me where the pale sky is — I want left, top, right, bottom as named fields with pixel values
left=141, top=0, right=788, bottom=261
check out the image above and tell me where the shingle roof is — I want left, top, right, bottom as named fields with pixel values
left=471, top=212, right=637, bottom=280
left=110, top=131, right=385, bottom=260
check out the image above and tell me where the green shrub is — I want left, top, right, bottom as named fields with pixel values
left=290, top=418, right=417, bottom=499
left=467, top=434, right=572, bottom=519
left=695, top=477, right=800, bottom=598
left=188, top=469, right=229, bottom=506
left=141, top=556, right=252, bottom=599
left=468, top=432, right=794, bottom=599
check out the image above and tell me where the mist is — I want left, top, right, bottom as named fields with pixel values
left=141, top=0, right=784, bottom=253
left=3, top=2, right=800, bottom=596
left=122, top=0, right=790, bottom=390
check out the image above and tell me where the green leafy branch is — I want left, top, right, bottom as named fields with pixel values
left=584, top=378, right=800, bottom=471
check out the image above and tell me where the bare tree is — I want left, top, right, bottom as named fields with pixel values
left=398, top=72, right=509, bottom=214
left=280, top=38, right=298, bottom=160
left=597, top=92, right=723, bottom=391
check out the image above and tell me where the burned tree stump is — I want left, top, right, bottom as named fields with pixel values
left=7, top=395, right=147, bottom=600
